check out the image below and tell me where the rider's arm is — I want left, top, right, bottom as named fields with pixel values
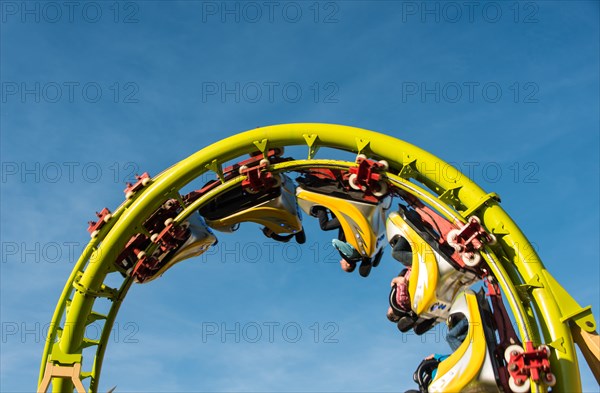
left=268, top=232, right=294, bottom=243
left=262, top=227, right=294, bottom=243
left=425, top=354, right=449, bottom=362
left=391, top=236, right=413, bottom=266
left=315, top=208, right=340, bottom=231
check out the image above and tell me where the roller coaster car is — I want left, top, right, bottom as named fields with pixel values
left=426, top=290, right=502, bottom=393
left=131, top=213, right=217, bottom=283
left=387, top=207, right=479, bottom=334
left=295, top=171, right=391, bottom=263
left=114, top=198, right=217, bottom=283
left=199, top=173, right=303, bottom=238
left=185, top=147, right=288, bottom=204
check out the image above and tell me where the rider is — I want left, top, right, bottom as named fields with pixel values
left=310, top=205, right=364, bottom=273
left=403, top=313, right=469, bottom=393
left=297, top=169, right=389, bottom=278
left=386, top=269, right=411, bottom=323
left=388, top=205, right=440, bottom=267
left=201, top=172, right=305, bottom=244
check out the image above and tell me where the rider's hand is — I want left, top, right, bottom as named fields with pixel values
left=390, top=275, right=406, bottom=287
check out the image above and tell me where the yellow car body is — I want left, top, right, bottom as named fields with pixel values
left=387, top=210, right=479, bottom=321
left=205, top=174, right=302, bottom=235
left=296, top=186, right=390, bottom=259
left=428, top=290, right=500, bottom=393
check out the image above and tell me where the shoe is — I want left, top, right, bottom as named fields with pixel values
left=295, top=230, right=306, bottom=244
left=359, top=260, right=372, bottom=277
left=414, top=318, right=437, bottom=336
left=397, top=316, right=416, bottom=332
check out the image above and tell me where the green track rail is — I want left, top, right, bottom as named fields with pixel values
left=38, top=123, right=597, bottom=392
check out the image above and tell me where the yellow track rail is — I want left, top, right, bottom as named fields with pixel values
left=38, top=123, right=597, bottom=392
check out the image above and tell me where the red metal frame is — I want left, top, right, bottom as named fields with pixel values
left=451, top=216, right=495, bottom=252
left=401, top=195, right=478, bottom=270
left=109, top=149, right=292, bottom=283
left=240, top=161, right=277, bottom=193
left=507, top=341, right=554, bottom=388
left=151, top=221, right=190, bottom=253
left=348, top=156, right=387, bottom=194
left=87, top=208, right=112, bottom=235
left=123, top=172, right=151, bottom=196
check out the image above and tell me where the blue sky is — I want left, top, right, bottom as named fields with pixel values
left=1, top=1, right=599, bottom=392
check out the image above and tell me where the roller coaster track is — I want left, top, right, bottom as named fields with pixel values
left=38, top=123, right=599, bottom=392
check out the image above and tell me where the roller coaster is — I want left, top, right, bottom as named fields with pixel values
left=38, top=124, right=599, bottom=392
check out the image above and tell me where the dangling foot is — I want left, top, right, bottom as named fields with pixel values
left=397, top=316, right=416, bottom=333
left=358, top=260, right=372, bottom=277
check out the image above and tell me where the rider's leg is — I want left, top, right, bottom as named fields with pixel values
left=332, top=239, right=361, bottom=261
left=446, top=315, right=469, bottom=351
left=391, top=236, right=413, bottom=266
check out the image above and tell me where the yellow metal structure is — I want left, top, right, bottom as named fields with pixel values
left=38, top=123, right=598, bottom=392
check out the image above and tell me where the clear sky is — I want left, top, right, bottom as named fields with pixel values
left=1, top=1, right=599, bottom=392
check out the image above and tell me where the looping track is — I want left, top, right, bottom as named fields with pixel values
left=38, top=123, right=598, bottom=392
